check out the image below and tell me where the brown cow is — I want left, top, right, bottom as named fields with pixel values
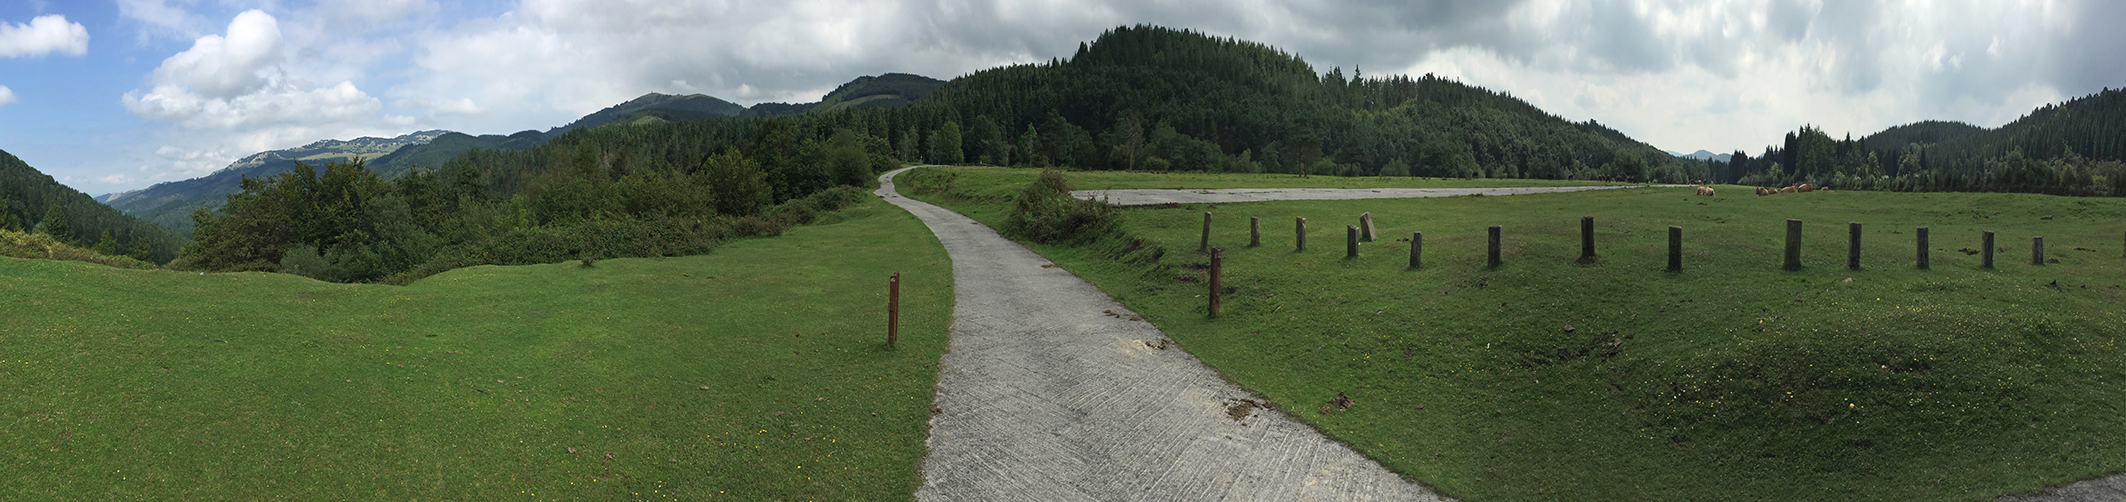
left=1696, top=186, right=1715, bottom=196
left=1756, top=187, right=1776, bottom=196
left=1797, top=183, right=1816, bottom=192
left=1780, top=186, right=1797, bottom=193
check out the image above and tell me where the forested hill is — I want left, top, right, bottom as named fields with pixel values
left=0, top=149, right=182, bottom=263
left=1711, top=88, right=2126, bottom=195
left=1864, top=88, right=2126, bottom=171
left=913, top=25, right=1691, bottom=181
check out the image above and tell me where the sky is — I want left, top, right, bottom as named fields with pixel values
left=0, top=0, right=2119, bottom=196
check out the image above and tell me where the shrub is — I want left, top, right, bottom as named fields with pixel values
left=1004, top=169, right=1119, bottom=244
left=0, top=230, right=156, bottom=270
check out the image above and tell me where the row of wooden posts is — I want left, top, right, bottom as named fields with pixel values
left=1200, top=212, right=2094, bottom=317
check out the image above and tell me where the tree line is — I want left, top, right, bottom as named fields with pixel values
left=176, top=114, right=896, bottom=283
left=1707, top=88, right=2126, bottom=196
left=177, top=24, right=1722, bottom=282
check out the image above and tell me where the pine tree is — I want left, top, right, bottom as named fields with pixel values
left=94, top=230, right=118, bottom=256
left=36, top=203, right=68, bottom=244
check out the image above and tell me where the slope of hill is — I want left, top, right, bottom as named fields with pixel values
left=742, top=73, right=947, bottom=118
left=0, top=149, right=182, bottom=263
left=365, top=130, right=549, bottom=179
left=1854, top=89, right=2126, bottom=174
left=104, top=130, right=449, bottom=234
left=916, top=25, right=1691, bottom=180
left=1858, top=120, right=1986, bottom=153
left=552, top=93, right=746, bottom=132
left=1721, top=89, right=2126, bottom=193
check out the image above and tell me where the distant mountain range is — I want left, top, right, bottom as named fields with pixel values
left=102, top=73, right=946, bottom=235
left=1668, top=150, right=1733, bottom=163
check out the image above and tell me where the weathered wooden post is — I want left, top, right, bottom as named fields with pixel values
left=2033, top=236, right=2045, bottom=265
left=1916, top=227, right=1930, bottom=269
left=1296, top=217, right=1307, bottom=251
left=1199, top=212, right=1212, bottom=252
left=1347, top=225, right=1359, bottom=258
left=1249, top=217, right=1260, bottom=247
left=1668, top=226, right=1683, bottom=272
left=1982, top=231, right=1995, bottom=269
left=1848, top=222, right=1862, bottom=270
left=1360, top=212, right=1376, bottom=241
left=1784, top=219, right=1803, bottom=270
left=1208, top=248, right=1222, bottom=317
left=888, top=273, right=900, bottom=346
left=1409, top=231, right=1423, bottom=269
left=1488, top=225, right=1503, bottom=267
left=1581, top=216, right=1596, bottom=263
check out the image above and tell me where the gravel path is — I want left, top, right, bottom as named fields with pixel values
left=1998, top=476, right=2126, bottom=502
left=1073, top=185, right=1668, bottom=207
left=878, top=168, right=1449, bottom=501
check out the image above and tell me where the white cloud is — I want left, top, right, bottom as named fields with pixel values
left=124, top=10, right=383, bottom=130
left=147, top=10, right=284, bottom=99
left=0, top=14, right=89, bottom=58
left=117, top=0, right=211, bottom=40
left=114, top=9, right=393, bottom=184
left=0, top=85, right=16, bottom=107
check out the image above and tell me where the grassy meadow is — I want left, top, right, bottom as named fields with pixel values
left=0, top=197, right=951, bottom=500
left=903, top=165, right=2126, bottom=501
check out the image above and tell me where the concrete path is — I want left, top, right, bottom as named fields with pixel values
left=877, top=167, right=1450, bottom=501
left=1074, top=185, right=1670, bottom=207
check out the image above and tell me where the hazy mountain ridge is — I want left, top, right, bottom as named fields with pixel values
left=1670, top=150, right=1732, bottom=162
left=103, top=74, right=946, bottom=235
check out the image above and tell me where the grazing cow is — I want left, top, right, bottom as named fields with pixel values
left=1696, top=186, right=1715, bottom=196
left=1797, top=183, right=1816, bottom=192
left=1780, top=186, right=1797, bottom=193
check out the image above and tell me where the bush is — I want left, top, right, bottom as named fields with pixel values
left=0, top=230, right=156, bottom=270
left=1004, top=169, right=1119, bottom=244
left=277, top=245, right=337, bottom=281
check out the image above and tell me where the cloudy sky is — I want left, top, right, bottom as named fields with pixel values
left=0, top=0, right=2118, bottom=195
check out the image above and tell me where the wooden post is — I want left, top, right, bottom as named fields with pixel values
left=1296, top=217, right=1307, bottom=251
left=1347, top=225, right=1359, bottom=258
left=888, top=273, right=900, bottom=346
left=1581, top=216, right=1596, bottom=263
left=1784, top=219, right=1803, bottom=270
left=1983, top=231, right=1995, bottom=269
left=1488, top=225, right=1502, bottom=267
left=1249, top=217, right=1260, bottom=247
left=1409, top=231, right=1423, bottom=269
left=2033, top=236, right=2045, bottom=265
left=1199, top=212, right=1212, bottom=252
left=1208, top=248, right=1222, bottom=317
left=1916, top=227, right=1930, bottom=269
left=1848, top=222, right=1862, bottom=270
left=1360, top=212, right=1376, bottom=241
left=1668, top=225, right=1682, bottom=272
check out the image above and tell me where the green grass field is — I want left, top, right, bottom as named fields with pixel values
left=904, top=165, right=2126, bottom=501
left=0, top=197, right=951, bottom=500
